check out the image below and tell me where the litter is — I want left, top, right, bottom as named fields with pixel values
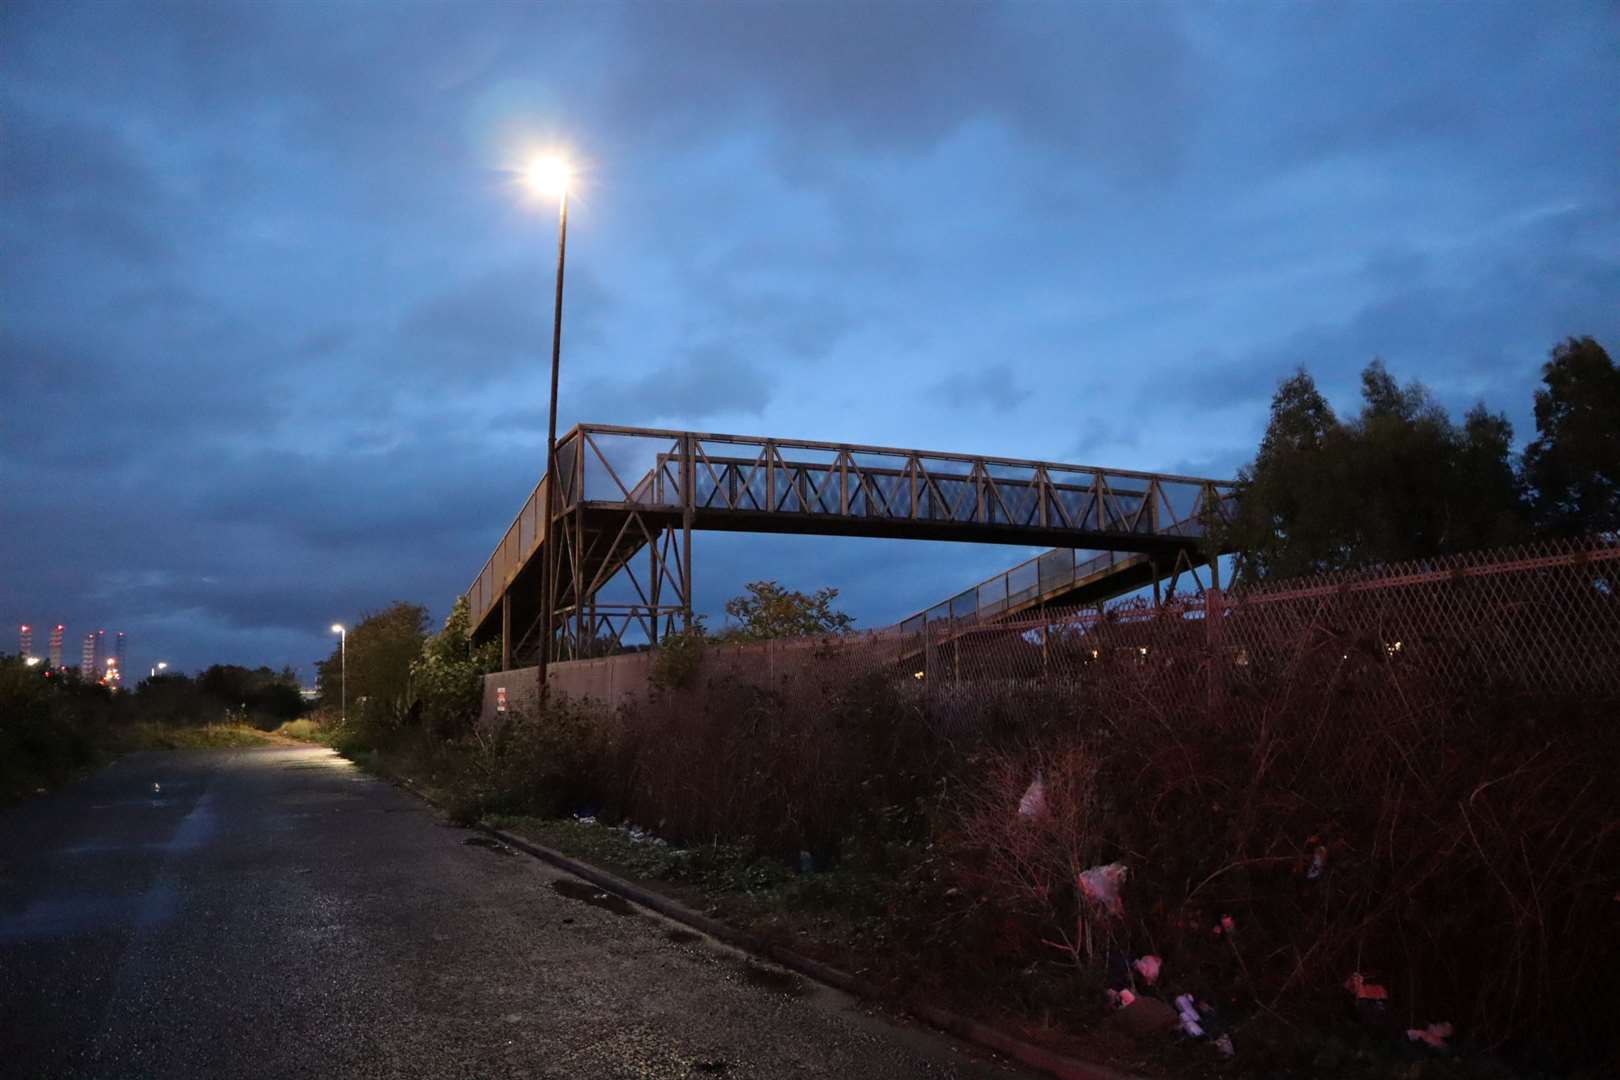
left=1343, top=972, right=1389, bottom=1000
left=1133, top=955, right=1162, bottom=985
left=1107, top=987, right=1137, bottom=1009
left=1307, top=845, right=1329, bottom=880
left=1214, top=1033, right=1235, bottom=1057
left=1406, top=1022, right=1454, bottom=1049
left=1017, top=773, right=1047, bottom=817
left=1077, top=863, right=1128, bottom=917
left=573, top=814, right=598, bottom=826
left=1174, top=993, right=1204, bottom=1037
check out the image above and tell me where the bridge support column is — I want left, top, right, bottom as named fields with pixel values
left=501, top=592, right=511, bottom=671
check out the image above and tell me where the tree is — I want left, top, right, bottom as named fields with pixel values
left=410, top=595, right=499, bottom=738
left=1225, top=361, right=1525, bottom=583
left=316, top=602, right=428, bottom=725
left=715, top=580, right=855, bottom=642
left=1521, top=336, right=1620, bottom=537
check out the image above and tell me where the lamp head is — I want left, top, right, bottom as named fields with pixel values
left=524, top=154, right=571, bottom=198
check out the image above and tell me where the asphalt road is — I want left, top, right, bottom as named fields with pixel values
left=0, top=745, right=1025, bottom=1080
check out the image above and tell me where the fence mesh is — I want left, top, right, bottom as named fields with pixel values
left=682, top=534, right=1620, bottom=723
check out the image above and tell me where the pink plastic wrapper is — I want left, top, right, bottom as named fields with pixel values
left=1406, top=1022, right=1454, bottom=1048
left=1132, top=954, right=1162, bottom=985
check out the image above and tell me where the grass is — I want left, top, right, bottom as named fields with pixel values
left=115, top=722, right=280, bottom=751
left=486, top=815, right=900, bottom=968
left=272, top=717, right=333, bottom=744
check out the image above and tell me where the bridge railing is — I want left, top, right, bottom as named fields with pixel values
left=555, top=424, right=1235, bottom=534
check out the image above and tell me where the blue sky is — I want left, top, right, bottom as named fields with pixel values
left=3, top=1, right=1616, bottom=680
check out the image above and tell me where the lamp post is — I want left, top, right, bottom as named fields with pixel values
left=524, top=153, right=572, bottom=701
left=330, top=624, right=346, bottom=723
left=149, top=661, right=168, bottom=679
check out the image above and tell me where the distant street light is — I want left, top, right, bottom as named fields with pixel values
left=150, top=661, right=168, bottom=678
left=331, top=624, right=347, bottom=723
left=24, top=656, right=41, bottom=668
left=524, top=152, right=572, bottom=700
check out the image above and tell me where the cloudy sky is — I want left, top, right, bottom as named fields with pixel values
left=3, top=1, right=1616, bottom=680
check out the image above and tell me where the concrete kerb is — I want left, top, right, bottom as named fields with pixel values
left=478, top=822, right=1141, bottom=1080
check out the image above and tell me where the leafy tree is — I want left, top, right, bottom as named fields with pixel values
left=316, top=602, right=429, bottom=725
left=191, top=664, right=303, bottom=727
left=1225, top=361, right=1525, bottom=583
left=715, top=580, right=855, bottom=642
left=1521, top=336, right=1620, bottom=537
left=410, top=595, right=499, bottom=738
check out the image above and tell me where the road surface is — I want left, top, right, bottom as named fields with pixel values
left=0, top=745, right=1023, bottom=1079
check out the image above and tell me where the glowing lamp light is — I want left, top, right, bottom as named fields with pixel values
left=331, top=624, right=344, bottom=634
left=524, top=154, right=572, bottom=198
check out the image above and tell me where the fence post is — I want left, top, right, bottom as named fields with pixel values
left=1206, top=586, right=1226, bottom=719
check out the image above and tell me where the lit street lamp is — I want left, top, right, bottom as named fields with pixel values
left=331, top=624, right=346, bottom=723
left=524, top=152, right=572, bottom=699
left=149, top=661, right=168, bottom=678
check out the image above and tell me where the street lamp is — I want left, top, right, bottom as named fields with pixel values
left=149, top=661, right=168, bottom=678
left=330, top=624, right=346, bottom=723
left=524, top=152, right=572, bottom=700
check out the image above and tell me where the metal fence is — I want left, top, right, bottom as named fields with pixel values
left=650, top=535, right=1620, bottom=722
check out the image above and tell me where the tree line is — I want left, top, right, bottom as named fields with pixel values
left=1222, top=335, right=1619, bottom=583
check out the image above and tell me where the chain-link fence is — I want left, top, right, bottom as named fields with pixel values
left=706, top=533, right=1620, bottom=720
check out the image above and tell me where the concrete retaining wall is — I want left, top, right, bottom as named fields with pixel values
left=478, top=634, right=884, bottom=726
left=480, top=652, right=657, bottom=724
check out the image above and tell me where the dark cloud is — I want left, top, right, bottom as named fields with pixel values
left=927, top=364, right=1030, bottom=412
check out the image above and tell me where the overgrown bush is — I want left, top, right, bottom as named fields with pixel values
left=934, top=622, right=1620, bottom=1070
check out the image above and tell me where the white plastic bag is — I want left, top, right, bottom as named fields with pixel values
left=1076, top=862, right=1128, bottom=916
left=1017, top=773, right=1047, bottom=817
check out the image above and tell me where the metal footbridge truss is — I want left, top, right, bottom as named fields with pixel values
left=467, top=424, right=1236, bottom=665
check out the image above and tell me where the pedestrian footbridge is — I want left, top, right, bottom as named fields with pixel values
left=466, top=424, right=1236, bottom=665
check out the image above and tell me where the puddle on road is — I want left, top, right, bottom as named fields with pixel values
left=550, top=878, right=637, bottom=917
left=733, top=959, right=805, bottom=997
left=461, top=836, right=515, bottom=856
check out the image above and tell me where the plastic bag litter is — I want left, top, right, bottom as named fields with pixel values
left=1133, top=955, right=1163, bottom=985
left=1406, top=1022, right=1454, bottom=1049
left=1077, top=863, right=1128, bottom=916
left=1017, top=773, right=1047, bottom=817
left=1107, top=988, right=1137, bottom=1009
left=1174, top=993, right=1205, bottom=1037
left=1343, top=972, right=1389, bottom=1000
